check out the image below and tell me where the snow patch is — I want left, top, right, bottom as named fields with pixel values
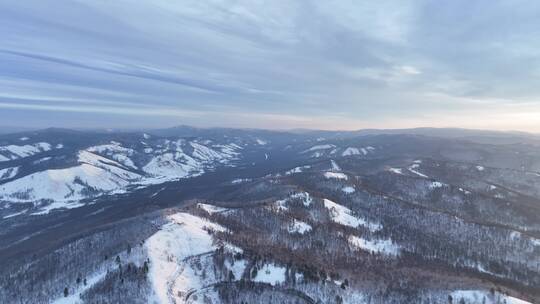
left=285, top=165, right=311, bottom=175
left=253, top=264, right=286, bottom=285
left=311, top=151, right=324, bottom=158
left=2, top=209, right=27, bottom=219
left=31, top=201, right=86, bottom=215
left=342, top=147, right=360, bottom=156
left=288, top=219, right=312, bottom=234
left=304, top=144, right=335, bottom=152
left=231, top=178, right=252, bottom=184
left=292, top=192, right=313, bottom=206
left=275, top=192, right=313, bottom=211
left=429, top=181, right=445, bottom=189
left=324, top=199, right=381, bottom=232
left=330, top=159, right=341, bottom=171
left=450, top=290, right=532, bottom=304
left=348, top=235, right=400, bottom=256
left=197, top=203, right=228, bottom=215
left=324, top=172, right=348, bottom=180
left=408, top=164, right=428, bottom=178
left=225, top=259, right=247, bottom=280
left=33, top=157, right=52, bottom=164
left=388, top=167, right=403, bottom=175
left=459, top=188, right=471, bottom=195
left=342, top=186, right=356, bottom=194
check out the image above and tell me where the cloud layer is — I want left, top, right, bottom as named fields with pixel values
left=1, top=0, right=540, bottom=131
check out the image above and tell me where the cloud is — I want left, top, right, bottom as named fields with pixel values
left=396, top=66, right=421, bottom=75
left=0, top=0, right=539, bottom=132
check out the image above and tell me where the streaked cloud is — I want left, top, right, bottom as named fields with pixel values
left=1, top=0, right=540, bottom=131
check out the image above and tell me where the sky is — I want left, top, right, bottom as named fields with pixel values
left=1, top=0, right=540, bottom=132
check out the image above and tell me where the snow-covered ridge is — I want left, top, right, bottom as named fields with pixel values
left=342, top=147, right=361, bottom=156
left=0, top=142, right=52, bottom=161
left=142, top=152, right=199, bottom=181
left=303, top=144, right=335, bottom=153
left=0, top=138, right=243, bottom=213
left=197, top=203, right=229, bottom=215
left=141, top=139, right=240, bottom=182
left=0, top=151, right=139, bottom=205
left=342, top=146, right=375, bottom=156
left=388, top=167, right=403, bottom=175
left=78, top=151, right=141, bottom=181
left=87, top=142, right=137, bottom=169
left=87, top=139, right=240, bottom=180
left=145, top=212, right=227, bottom=304
left=408, top=163, right=428, bottom=178
left=231, top=178, right=252, bottom=184
left=255, top=138, right=268, bottom=145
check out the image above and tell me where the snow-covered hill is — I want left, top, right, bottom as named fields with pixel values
left=0, top=132, right=243, bottom=213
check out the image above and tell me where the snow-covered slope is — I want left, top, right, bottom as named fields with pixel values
left=87, top=142, right=137, bottom=169
left=0, top=156, right=138, bottom=204
left=145, top=212, right=227, bottom=304
left=0, top=142, right=53, bottom=161
left=450, top=290, right=532, bottom=304
left=323, top=199, right=381, bottom=232
left=0, top=135, right=242, bottom=213
left=341, top=146, right=374, bottom=156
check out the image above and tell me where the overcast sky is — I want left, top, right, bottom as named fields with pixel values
left=1, top=0, right=540, bottom=131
